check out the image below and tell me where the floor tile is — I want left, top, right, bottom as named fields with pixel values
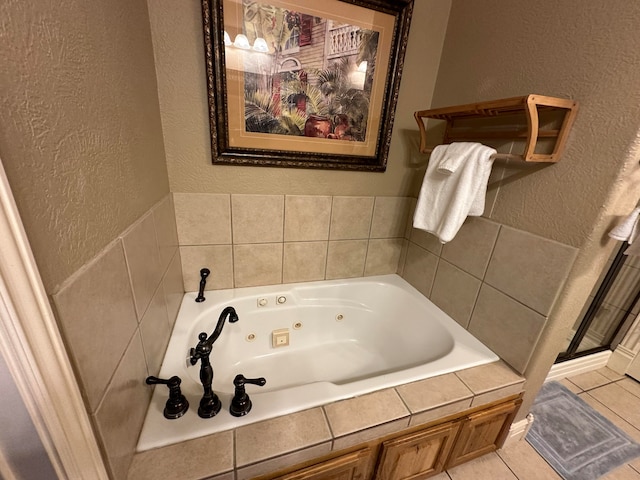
left=618, top=378, right=640, bottom=399
left=447, top=452, right=517, bottom=480
left=579, top=392, right=640, bottom=442
left=558, top=378, right=582, bottom=394
left=601, top=464, right=640, bottom=480
left=497, top=440, right=561, bottom=479
left=567, top=369, right=612, bottom=391
left=588, top=383, right=640, bottom=431
left=599, top=367, right=627, bottom=382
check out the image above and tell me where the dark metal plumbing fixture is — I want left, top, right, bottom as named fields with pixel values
left=189, top=306, right=239, bottom=418
left=195, top=268, right=210, bottom=302
left=230, top=374, right=266, bottom=417
left=145, top=375, right=189, bottom=420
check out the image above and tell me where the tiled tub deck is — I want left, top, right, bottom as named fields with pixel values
left=127, top=360, right=524, bottom=480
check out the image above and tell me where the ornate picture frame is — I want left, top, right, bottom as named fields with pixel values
left=202, top=0, right=413, bottom=171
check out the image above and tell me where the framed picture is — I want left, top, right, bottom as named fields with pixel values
left=202, top=0, right=414, bottom=171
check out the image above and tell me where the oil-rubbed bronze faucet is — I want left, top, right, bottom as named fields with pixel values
left=189, top=306, right=238, bottom=418
left=195, top=268, right=210, bottom=302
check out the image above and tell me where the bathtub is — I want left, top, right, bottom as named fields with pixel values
left=137, top=274, right=498, bottom=451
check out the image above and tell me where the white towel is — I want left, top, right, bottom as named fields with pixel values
left=413, top=142, right=496, bottom=243
left=609, top=207, right=640, bottom=243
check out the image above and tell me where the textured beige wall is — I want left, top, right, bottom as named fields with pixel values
left=433, top=0, right=640, bottom=420
left=0, top=0, right=169, bottom=293
left=147, top=0, right=452, bottom=196
left=432, top=0, right=640, bottom=248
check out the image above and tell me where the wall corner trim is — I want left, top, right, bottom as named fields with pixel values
left=0, top=158, right=109, bottom=479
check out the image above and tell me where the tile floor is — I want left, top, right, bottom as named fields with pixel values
left=433, top=367, right=640, bottom=480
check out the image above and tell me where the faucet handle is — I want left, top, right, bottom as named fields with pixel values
left=230, top=374, right=266, bottom=417
left=146, top=376, right=190, bottom=419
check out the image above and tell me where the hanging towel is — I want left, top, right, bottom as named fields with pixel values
left=413, top=142, right=496, bottom=243
left=609, top=207, right=640, bottom=243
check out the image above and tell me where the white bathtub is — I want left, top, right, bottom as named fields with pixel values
left=137, top=274, right=498, bottom=451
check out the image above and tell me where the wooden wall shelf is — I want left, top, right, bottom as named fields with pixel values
left=414, top=94, right=579, bottom=162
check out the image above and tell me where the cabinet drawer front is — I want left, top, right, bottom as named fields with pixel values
left=374, top=421, right=460, bottom=480
left=273, top=448, right=373, bottom=480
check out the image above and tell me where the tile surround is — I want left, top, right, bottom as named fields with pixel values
left=484, top=225, right=578, bottom=316
left=122, top=212, right=165, bottom=319
left=53, top=240, right=139, bottom=412
left=329, top=196, right=374, bottom=240
left=401, top=215, right=577, bottom=375
left=284, top=195, right=332, bottom=241
left=234, top=243, right=283, bottom=288
left=430, top=259, right=482, bottom=328
left=232, top=194, right=284, bottom=244
left=174, top=193, right=412, bottom=291
left=129, top=360, right=524, bottom=479
left=469, top=284, right=547, bottom=373
left=174, top=193, right=232, bottom=245
left=52, top=194, right=183, bottom=478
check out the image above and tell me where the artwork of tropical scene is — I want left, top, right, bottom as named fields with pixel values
left=230, top=0, right=380, bottom=142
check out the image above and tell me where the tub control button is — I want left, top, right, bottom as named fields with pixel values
left=257, top=298, right=268, bottom=307
left=276, top=295, right=287, bottom=304
left=272, top=328, right=289, bottom=347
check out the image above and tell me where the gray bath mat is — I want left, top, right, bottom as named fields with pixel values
left=526, top=381, right=640, bottom=480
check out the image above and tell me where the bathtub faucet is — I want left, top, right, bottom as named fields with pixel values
left=189, top=306, right=239, bottom=418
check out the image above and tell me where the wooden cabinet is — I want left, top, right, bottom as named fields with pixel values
left=262, top=395, right=522, bottom=480
left=374, top=421, right=460, bottom=480
left=446, top=398, right=522, bottom=468
left=272, top=448, right=373, bottom=480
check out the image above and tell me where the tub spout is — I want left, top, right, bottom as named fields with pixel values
left=189, top=306, right=239, bottom=418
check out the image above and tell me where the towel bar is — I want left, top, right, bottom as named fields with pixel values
left=415, top=95, right=579, bottom=163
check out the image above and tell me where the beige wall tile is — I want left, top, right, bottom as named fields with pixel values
left=236, top=442, right=332, bottom=480
left=455, top=360, right=524, bottom=395
left=174, top=193, right=231, bottom=246
left=471, top=383, right=524, bottom=407
left=234, top=243, right=283, bottom=288
left=139, top=284, right=170, bottom=377
left=469, top=284, right=547, bottom=373
left=441, top=217, right=500, bottom=279
left=329, top=196, right=374, bottom=240
left=396, top=373, right=473, bottom=414
left=152, top=194, right=179, bottom=271
left=162, top=250, right=184, bottom=328
left=325, top=240, right=368, bottom=280
left=284, top=195, right=331, bottom=241
left=232, top=194, right=284, bottom=244
left=323, top=389, right=409, bottom=437
left=332, top=418, right=409, bottom=451
left=235, top=408, right=331, bottom=466
left=127, top=431, right=233, bottom=480
left=53, top=240, right=138, bottom=412
left=404, top=198, right=417, bottom=239
left=410, top=228, right=443, bottom=256
left=283, top=242, right=327, bottom=283
left=364, top=238, right=404, bottom=276
left=430, top=260, right=482, bottom=328
left=180, top=245, right=233, bottom=292
left=409, top=398, right=472, bottom=427
left=397, top=239, right=409, bottom=276
left=95, top=333, right=150, bottom=480
left=401, top=242, right=438, bottom=298
left=484, top=226, right=578, bottom=316
left=122, top=212, right=164, bottom=319
left=370, top=197, right=411, bottom=238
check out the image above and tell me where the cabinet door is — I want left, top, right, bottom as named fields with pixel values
left=273, top=447, right=373, bottom=480
left=446, top=399, right=521, bottom=468
left=374, top=421, right=460, bottom=480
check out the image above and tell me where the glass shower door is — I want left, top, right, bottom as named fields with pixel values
left=557, top=242, right=640, bottom=362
